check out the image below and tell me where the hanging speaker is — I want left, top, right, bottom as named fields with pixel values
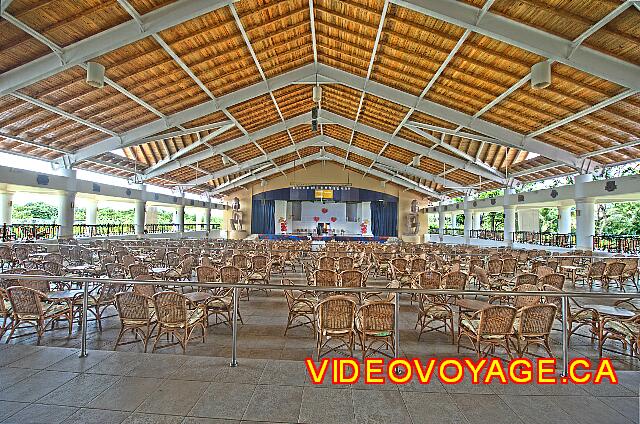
left=312, top=120, right=318, bottom=132
left=86, top=62, right=105, bottom=88
left=531, top=61, right=551, bottom=89
left=311, top=106, right=318, bottom=120
left=312, top=85, right=322, bottom=103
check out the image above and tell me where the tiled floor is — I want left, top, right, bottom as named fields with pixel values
left=1, top=273, right=639, bottom=422
left=0, top=344, right=638, bottom=424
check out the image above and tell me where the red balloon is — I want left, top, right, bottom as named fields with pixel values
left=321, top=208, right=328, bottom=214
left=313, top=216, right=320, bottom=222
left=330, top=217, right=337, bottom=222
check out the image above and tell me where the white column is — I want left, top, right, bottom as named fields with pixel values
left=438, top=204, right=445, bottom=242
left=517, top=209, right=540, bottom=232
left=575, top=173, right=595, bottom=250
left=472, top=212, right=481, bottom=230
left=145, top=206, right=158, bottom=225
left=558, top=205, right=572, bottom=234
left=205, top=205, right=212, bottom=233
left=464, top=196, right=472, bottom=245
left=0, top=192, right=14, bottom=225
left=135, top=200, right=146, bottom=237
left=503, top=187, right=516, bottom=246
left=57, top=191, right=76, bottom=239
left=175, top=204, right=185, bottom=233
left=85, top=199, right=98, bottom=225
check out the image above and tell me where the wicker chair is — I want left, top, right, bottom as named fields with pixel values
left=248, top=254, right=271, bottom=292
left=501, top=258, right=518, bottom=280
left=511, top=304, right=557, bottom=357
left=0, top=288, right=12, bottom=339
left=514, top=273, right=538, bottom=287
left=204, top=266, right=243, bottom=326
left=442, top=271, right=467, bottom=291
left=129, top=263, right=150, bottom=279
left=41, top=261, right=64, bottom=277
left=165, top=257, right=195, bottom=282
left=282, top=279, right=316, bottom=335
left=315, top=269, right=338, bottom=289
left=315, top=295, right=357, bottom=359
left=600, top=300, right=639, bottom=357
left=356, top=301, right=395, bottom=361
left=539, top=273, right=565, bottom=290
left=576, top=260, right=606, bottom=290
left=132, top=275, right=157, bottom=299
left=318, top=256, right=336, bottom=271
left=536, top=265, right=554, bottom=279
left=602, top=261, right=626, bottom=291
left=543, top=285, right=598, bottom=344
left=409, top=257, right=427, bottom=275
left=5, top=286, right=73, bottom=343
left=457, top=305, right=517, bottom=359
left=337, top=256, right=354, bottom=273
left=105, top=263, right=126, bottom=279
left=415, top=271, right=454, bottom=343
left=114, top=292, right=156, bottom=352
left=19, top=270, right=53, bottom=292
left=151, top=291, right=206, bottom=353
left=390, top=258, right=410, bottom=285
left=73, top=282, right=122, bottom=331
left=486, top=259, right=503, bottom=280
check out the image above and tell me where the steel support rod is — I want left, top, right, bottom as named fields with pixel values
left=230, top=287, right=239, bottom=367
left=394, top=292, right=401, bottom=374
left=561, top=295, right=569, bottom=377
left=79, top=281, right=89, bottom=358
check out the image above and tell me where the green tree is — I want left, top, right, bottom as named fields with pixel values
left=12, top=202, right=58, bottom=222
left=539, top=207, right=559, bottom=232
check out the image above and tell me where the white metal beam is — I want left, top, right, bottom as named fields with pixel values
left=318, top=65, right=584, bottom=169
left=213, top=154, right=322, bottom=194
left=323, top=135, right=446, bottom=196
left=0, top=0, right=15, bottom=13
left=53, top=64, right=315, bottom=166
left=0, top=0, right=232, bottom=96
left=183, top=136, right=323, bottom=186
left=142, top=123, right=236, bottom=176
left=320, top=109, right=508, bottom=184
left=309, top=0, right=318, bottom=70
left=527, top=89, right=637, bottom=138
left=1, top=11, right=63, bottom=57
left=12, top=92, right=118, bottom=137
left=323, top=152, right=440, bottom=198
left=393, top=0, right=640, bottom=91
left=407, top=126, right=506, bottom=178
left=406, top=122, right=503, bottom=145
left=344, top=0, right=389, bottom=163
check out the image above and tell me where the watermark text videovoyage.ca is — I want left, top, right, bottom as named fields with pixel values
left=305, top=357, right=618, bottom=385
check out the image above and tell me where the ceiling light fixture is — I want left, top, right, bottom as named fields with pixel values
left=86, top=62, right=105, bottom=88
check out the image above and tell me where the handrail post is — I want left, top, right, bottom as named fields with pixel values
left=561, top=295, right=569, bottom=377
left=230, top=286, right=239, bottom=367
left=394, top=291, right=400, bottom=374
left=79, top=280, right=89, bottom=358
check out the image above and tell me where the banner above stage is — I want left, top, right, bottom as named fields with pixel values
left=253, top=187, right=398, bottom=203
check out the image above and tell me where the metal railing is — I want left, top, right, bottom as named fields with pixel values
left=1, top=272, right=638, bottom=375
left=513, top=231, right=576, bottom=248
left=469, top=229, right=505, bottom=241
left=144, top=224, right=180, bottom=234
left=594, top=234, right=640, bottom=254
left=442, top=228, right=465, bottom=236
left=1, top=223, right=60, bottom=242
left=73, top=224, right=136, bottom=237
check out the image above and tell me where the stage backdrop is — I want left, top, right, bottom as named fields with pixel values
left=371, top=200, right=398, bottom=237
left=251, top=199, right=275, bottom=234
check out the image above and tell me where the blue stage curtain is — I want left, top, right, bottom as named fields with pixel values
left=251, top=199, right=275, bottom=234
left=371, top=201, right=398, bottom=237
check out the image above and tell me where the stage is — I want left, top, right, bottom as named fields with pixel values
left=257, top=234, right=390, bottom=242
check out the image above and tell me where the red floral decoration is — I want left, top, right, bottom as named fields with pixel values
left=313, top=216, right=320, bottom=222
left=321, top=207, right=328, bottom=214
left=330, top=217, right=337, bottom=222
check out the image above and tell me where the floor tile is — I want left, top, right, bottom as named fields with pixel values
left=352, top=389, right=412, bottom=424
left=38, top=373, right=119, bottom=407
left=0, top=400, right=29, bottom=422
left=121, top=413, right=184, bottom=424
left=451, top=393, right=523, bottom=424
left=598, top=396, right=640, bottom=424
left=86, top=377, right=163, bottom=412
left=556, top=396, right=631, bottom=424
left=8, top=347, right=77, bottom=370
left=188, top=382, right=256, bottom=420
left=62, top=408, right=129, bottom=424
left=299, top=386, right=355, bottom=424
left=242, top=384, right=303, bottom=423
left=0, top=366, right=38, bottom=390
left=0, top=345, right=39, bottom=366
left=401, top=391, right=467, bottom=424
left=46, top=350, right=113, bottom=373
left=169, top=356, right=228, bottom=382
left=136, top=379, right=208, bottom=416
left=0, top=370, right=77, bottom=402
left=498, top=395, right=572, bottom=424
left=258, top=359, right=307, bottom=386
left=1, top=403, right=77, bottom=424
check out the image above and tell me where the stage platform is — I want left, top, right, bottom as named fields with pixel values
left=257, top=234, right=390, bottom=242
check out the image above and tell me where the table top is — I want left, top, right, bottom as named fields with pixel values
left=47, top=289, right=83, bottom=300
left=67, top=265, right=96, bottom=271
left=151, top=267, right=169, bottom=274
left=583, top=304, right=636, bottom=318
left=184, top=292, right=210, bottom=303
left=456, top=298, right=491, bottom=311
